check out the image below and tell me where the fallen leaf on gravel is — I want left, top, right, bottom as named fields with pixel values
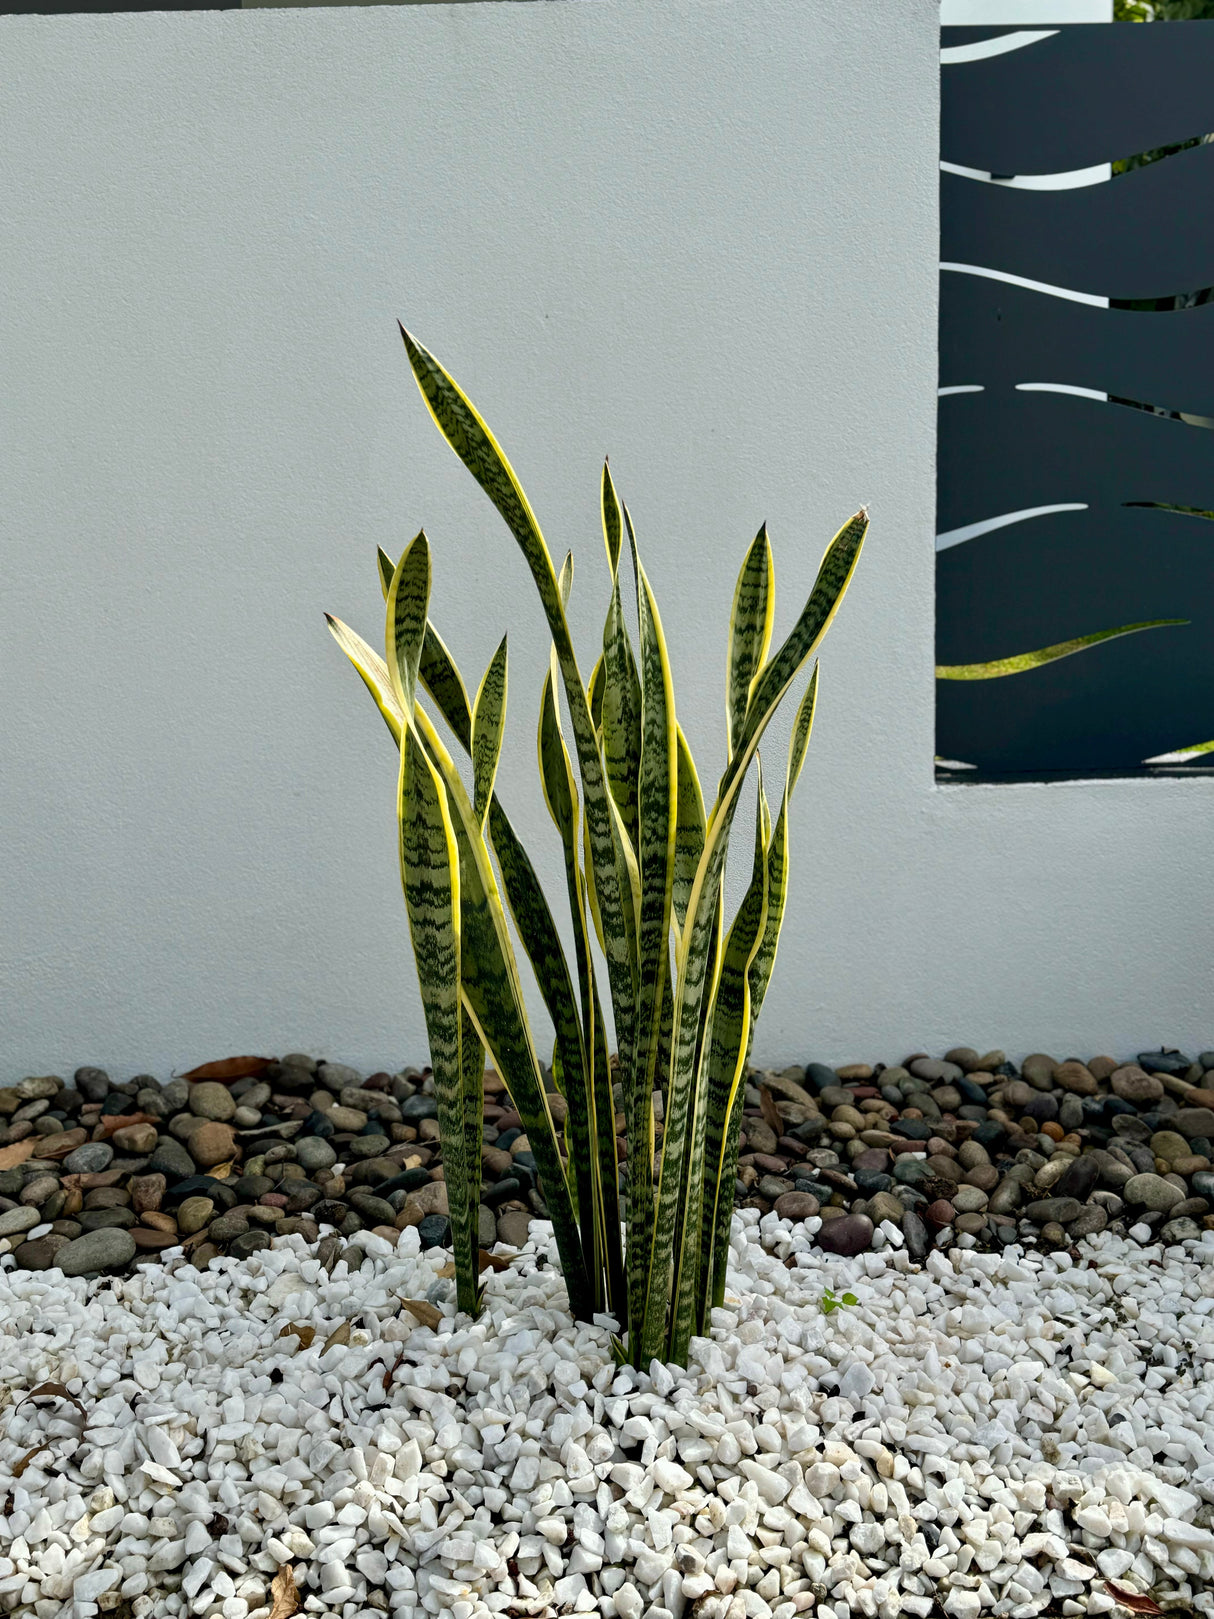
left=61, top=1168, right=126, bottom=1191
left=383, top=1349, right=407, bottom=1391
left=435, top=1262, right=455, bottom=1277
left=28, top=1133, right=87, bottom=1160
left=269, top=1564, right=300, bottom=1619
left=1103, top=1584, right=1161, bottom=1614
left=97, top=1113, right=160, bottom=1138
left=278, top=1324, right=316, bottom=1350
left=177, top=1056, right=273, bottom=1083
left=20, top=1382, right=86, bottom=1420
left=321, top=1321, right=351, bottom=1354
left=401, top=1299, right=441, bottom=1328
left=479, top=1250, right=511, bottom=1273
left=0, top=1141, right=36, bottom=1171
left=12, top=1443, right=52, bottom=1477
left=208, top=1160, right=236, bottom=1178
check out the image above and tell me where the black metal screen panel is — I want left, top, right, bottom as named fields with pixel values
left=937, top=23, right=1214, bottom=781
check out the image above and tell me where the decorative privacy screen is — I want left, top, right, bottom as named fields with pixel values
left=937, top=24, right=1214, bottom=781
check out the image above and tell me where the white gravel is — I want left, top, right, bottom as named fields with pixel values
left=1, top=1211, right=1213, bottom=1619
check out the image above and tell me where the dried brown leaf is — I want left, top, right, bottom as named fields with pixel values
left=277, top=1324, right=316, bottom=1350
left=208, top=1160, right=236, bottom=1179
left=20, top=1382, right=86, bottom=1420
left=177, top=1056, right=273, bottom=1084
left=383, top=1349, right=406, bottom=1392
left=434, top=1262, right=455, bottom=1278
left=0, top=1140, right=36, bottom=1171
left=401, top=1299, right=441, bottom=1329
left=758, top=1086, right=782, bottom=1134
left=269, top=1563, right=301, bottom=1619
left=1104, top=1583, right=1162, bottom=1614
left=321, top=1321, right=351, bottom=1355
left=478, top=1250, right=511, bottom=1273
left=12, top=1443, right=52, bottom=1478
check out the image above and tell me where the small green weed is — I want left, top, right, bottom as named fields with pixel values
left=821, top=1287, right=857, bottom=1316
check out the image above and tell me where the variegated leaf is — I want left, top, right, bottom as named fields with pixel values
left=601, top=579, right=643, bottom=856
left=397, top=726, right=478, bottom=1313
left=602, top=460, right=624, bottom=581
left=559, top=550, right=574, bottom=607
left=472, top=635, right=508, bottom=829
left=672, top=725, right=705, bottom=936
left=385, top=531, right=431, bottom=718
left=325, top=614, right=404, bottom=744
left=419, top=622, right=473, bottom=751
left=787, top=663, right=819, bottom=796
left=726, top=524, right=774, bottom=755
left=936, top=618, right=1187, bottom=680
left=377, top=545, right=397, bottom=601
left=399, top=326, right=638, bottom=1111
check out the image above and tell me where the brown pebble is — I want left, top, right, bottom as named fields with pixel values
left=129, top=1174, right=166, bottom=1214
left=816, top=1206, right=846, bottom=1222
left=112, top=1123, right=158, bottom=1154
left=954, top=1212, right=987, bottom=1235
left=924, top=1199, right=955, bottom=1228
left=483, top=1069, right=506, bottom=1096
left=188, top=1241, right=221, bottom=1269
left=774, top=1191, right=819, bottom=1220
left=835, top=1064, right=873, bottom=1081
left=141, top=1211, right=177, bottom=1233
left=189, top=1121, right=237, bottom=1168
left=1041, top=1121, right=1065, bottom=1142
left=1054, top=1060, right=1098, bottom=1096
left=750, top=1154, right=790, bottom=1175
left=964, top=1165, right=1000, bottom=1192
left=926, top=1138, right=955, bottom=1158
left=131, top=1228, right=178, bottom=1250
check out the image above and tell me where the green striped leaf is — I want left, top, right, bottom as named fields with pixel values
left=738, top=510, right=867, bottom=762
left=690, top=778, right=770, bottom=1345
left=672, top=725, right=705, bottom=934
left=472, top=635, right=508, bottom=829
left=378, top=546, right=397, bottom=600
left=627, top=520, right=678, bottom=1350
left=601, top=579, right=643, bottom=857
left=936, top=618, right=1188, bottom=680
left=559, top=550, right=574, bottom=607
left=787, top=664, right=819, bottom=796
left=588, top=656, right=606, bottom=734
left=325, top=614, right=404, bottom=745
left=420, top=623, right=473, bottom=751
left=385, top=531, right=431, bottom=718
left=726, top=525, right=774, bottom=755
left=399, top=327, right=638, bottom=1115
left=412, top=707, right=594, bottom=1320
left=602, top=460, right=624, bottom=581
left=397, top=725, right=479, bottom=1314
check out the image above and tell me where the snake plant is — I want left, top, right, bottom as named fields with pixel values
left=326, top=327, right=866, bottom=1366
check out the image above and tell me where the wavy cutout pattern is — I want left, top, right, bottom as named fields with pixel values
left=941, top=31, right=1057, bottom=67
left=942, top=143, right=1214, bottom=303
left=942, top=23, right=1214, bottom=175
left=937, top=390, right=1214, bottom=535
left=941, top=275, right=1214, bottom=420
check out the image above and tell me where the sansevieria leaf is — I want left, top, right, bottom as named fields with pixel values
left=396, top=725, right=479, bottom=1312
left=935, top=618, right=1187, bottom=679
left=726, top=525, right=774, bottom=755
left=472, top=635, right=508, bottom=829
left=386, top=531, right=431, bottom=718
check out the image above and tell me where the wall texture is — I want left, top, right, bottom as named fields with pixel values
left=3, top=0, right=1192, bottom=1085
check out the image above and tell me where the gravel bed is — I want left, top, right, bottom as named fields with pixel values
left=1, top=1210, right=1213, bottom=1619
left=2, top=1046, right=1213, bottom=1281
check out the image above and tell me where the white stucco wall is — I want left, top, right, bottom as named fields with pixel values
left=1, top=0, right=1203, bottom=1085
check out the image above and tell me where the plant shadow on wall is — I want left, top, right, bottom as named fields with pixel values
left=325, top=326, right=867, bottom=1370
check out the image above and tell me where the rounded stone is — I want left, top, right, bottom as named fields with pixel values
left=1110, top=1065, right=1164, bottom=1104
left=79, top=1207, right=136, bottom=1230
left=815, top=1213, right=873, bottom=1256
left=188, top=1082, right=237, bottom=1121
left=1021, top=1054, right=1057, bottom=1089
left=111, top=1123, right=158, bottom=1154
left=229, top=1229, right=271, bottom=1260
left=1066, top=1204, right=1108, bottom=1238
left=62, top=1143, right=114, bottom=1175
left=1124, top=1173, right=1185, bottom=1211
left=12, top=1234, right=69, bottom=1270
left=1054, top=1061, right=1098, bottom=1097
left=1025, top=1196, right=1083, bottom=1224
left=209, top=1211, right=250, bottom=1243
left=19, top=1174, right=60, bottom=1207
left=57, top=1227, right=137, bottom=1275
left=774, top=1191, right=819, bottom=1221
left=147, top=1139, right=195, bottom=1180
left=177, top=1196, right=216, bottom=1235
left=924, top=1200, right=955, bottom=1229
left=345, top=1134, right=392, bottom=1160
left=944, top=1047, right=982, bottom=1074
left=901, top=1209, right=929, bottom=1259
left=951, top=1185, right=989, bottom=1214
left=1149, top=1131, right=1190, bottom=1164
left=188, top=1122, right=237, bottom=1168
left=0, top=1205, right=41, bottom=1237
left=1173, top=1108, right=1214, bottom=1140
left=400, top=1094, right=439, bottom=1121
left=1053, top=1154, right=1100, bottom=1203
left=418, top=1213, right=452, bottom=1250
left=963, top=1164, right=1000, bottom=1192
left=861, top=1190, right=905, bottom=1227
left=954, top=1212, right=987, bottom=1235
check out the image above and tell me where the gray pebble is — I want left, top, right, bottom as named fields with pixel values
left=58, top=1227, right=137, bottom=1275
left=1124, top=1173, right=1185, bottom=1212
left=62, top=1143, right=114, bottom=1175
left=295, top=1136, right=338, bottom=1173
left=0, top=1205, right=41, bottom=1237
